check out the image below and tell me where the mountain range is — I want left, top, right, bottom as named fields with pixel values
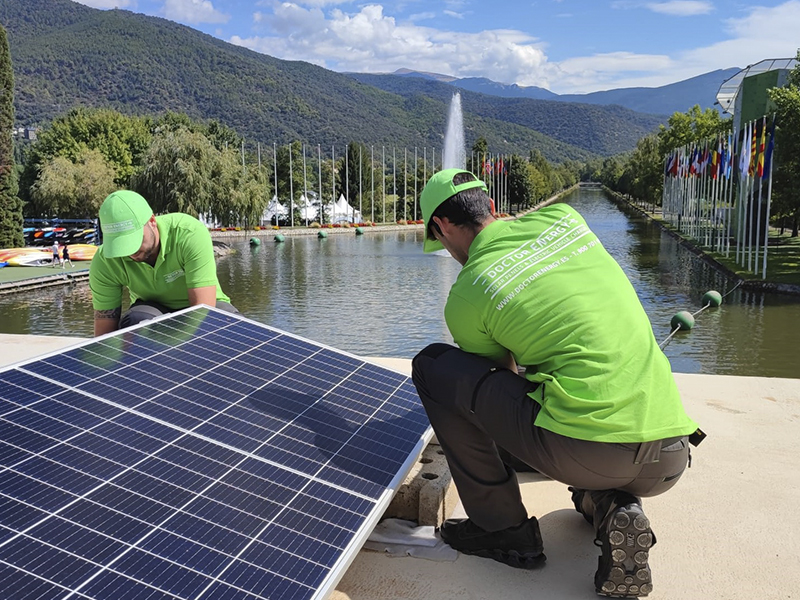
left=1, top=0, right=730, bottom=162
left=388, top=68, right=740, bottom=117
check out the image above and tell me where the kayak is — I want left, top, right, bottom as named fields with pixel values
left=6, top=253, right=54, bottom=267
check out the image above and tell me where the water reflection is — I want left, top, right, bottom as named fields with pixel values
left=1, top=190, right=798, bottom=377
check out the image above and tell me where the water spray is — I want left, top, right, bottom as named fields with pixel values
left=659, top=281, right=742, bottom=349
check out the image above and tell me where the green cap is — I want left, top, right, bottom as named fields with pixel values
left=98, top=191, right=153, bottom=258
left=420, top=169, right=487, bottom=253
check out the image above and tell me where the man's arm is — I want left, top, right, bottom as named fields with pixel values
left=94, top=307, right=121, bottom=337
left=187, top=285, right=218, bottom=307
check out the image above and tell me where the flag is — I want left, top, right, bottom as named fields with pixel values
left=757, top=116, right=767, bottom=178
left=762, top=115, right=776, bottom=179
left=711, top=141, right=719, bottom=180
left=748, top=121, right=757, bottom=177
left=739, top=124, right=751, bottom=177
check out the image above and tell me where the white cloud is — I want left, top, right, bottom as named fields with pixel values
left=162, top=0, right=229, bottom=25
left=645, top=1, right=713, bottom=16
left=71, top=0, right=135, bottom=8
left=231, top=4, right=550, bottom=83
left=408, top=12, right=436, bottom=22
left=443, top=10, right=465, bottom=18
left=228, top=0, right=800, bottom=94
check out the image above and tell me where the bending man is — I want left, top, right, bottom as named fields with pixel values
left=412, top=169, right=702, bottom=598
left=90, top=190, right=237, bottom=336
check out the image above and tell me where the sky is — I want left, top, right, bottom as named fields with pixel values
left=71, top=0, right=800, bottom=94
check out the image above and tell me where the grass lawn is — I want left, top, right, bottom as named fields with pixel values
left=0, top=263, right=89, bottom=285
left=708, top=230, right=800, bottom=285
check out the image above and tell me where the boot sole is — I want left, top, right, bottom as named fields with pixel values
left=596, top=505, right=654, bottom=598
left=458, top=547, right=546, bottom=569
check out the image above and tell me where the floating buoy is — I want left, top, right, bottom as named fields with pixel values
left=355, top=227, right=364, bottom=235
left=670, top=310, right=695, bottom=331
left=274, top=234, right=285, bottom=243
left=249, top=237, right=261, bottom=246
left=318, top=231, right=328, bottom=239
left=702, top=290, right=722, bottom=307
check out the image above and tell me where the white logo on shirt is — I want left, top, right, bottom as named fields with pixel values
left=164, top=269, right=185, bottom=283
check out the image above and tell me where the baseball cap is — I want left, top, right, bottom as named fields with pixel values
left=420, top=169, right=488, bottom=253
left=98, top=191, right=154, bottom=258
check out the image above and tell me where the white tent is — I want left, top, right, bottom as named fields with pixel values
left=262, top=195, right=288, bottom=225
left=325, top=194, right=362, bottom=223
left=298, top=194, right=319, bottom=222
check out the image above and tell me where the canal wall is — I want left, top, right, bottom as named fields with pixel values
left=602, top=186, right=800, bottom=297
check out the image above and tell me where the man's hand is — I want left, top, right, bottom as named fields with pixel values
left=187, top=286, right=217, bottom=308
left=94, top=308, right=121, bottom=337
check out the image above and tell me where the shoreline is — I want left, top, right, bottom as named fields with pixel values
left=601, top=186, right=800, bottom=297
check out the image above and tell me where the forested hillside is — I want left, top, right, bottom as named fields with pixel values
left=3, top=0, right=662, bottom=161
left=348, top=74, right=667, bottom=156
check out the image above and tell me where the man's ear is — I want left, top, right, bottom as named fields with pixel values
left=489, top=198, right=496, bottom=215
left=431, top=216, right=444, bottom=236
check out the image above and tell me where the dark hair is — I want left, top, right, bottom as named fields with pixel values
left=426, top=172, right=492, bottom=241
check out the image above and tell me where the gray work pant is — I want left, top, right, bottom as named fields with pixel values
left=411, top=343, right=689, bottom=532
left=120, top=299, right=239, bottom=329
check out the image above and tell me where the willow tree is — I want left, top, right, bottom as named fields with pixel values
left=0, top=25, right=23, bottom=248
left=29, top=149, right=117, bottom=218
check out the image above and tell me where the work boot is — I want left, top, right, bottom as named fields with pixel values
left=594, top=501, right=655, bottom=598
left=438, top=516, right=546, bottom=569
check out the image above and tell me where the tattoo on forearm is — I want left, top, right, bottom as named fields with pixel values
left=95, top=308, right=121, bottom=320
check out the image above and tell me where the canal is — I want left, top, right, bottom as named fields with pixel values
left=0, top=187, right=798, bottom=378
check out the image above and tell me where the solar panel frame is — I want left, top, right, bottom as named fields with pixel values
left=0, top=306, right=433, bottom=600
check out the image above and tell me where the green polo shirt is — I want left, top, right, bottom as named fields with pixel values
left=445, top=203, right=697, bottom=443
left=90, top=213, right=230, bottom=311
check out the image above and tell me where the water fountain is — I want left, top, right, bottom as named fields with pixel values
left=441, top=92, right=466, bottom=170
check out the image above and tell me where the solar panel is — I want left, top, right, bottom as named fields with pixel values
left=0, top=307, right=432, bottom=600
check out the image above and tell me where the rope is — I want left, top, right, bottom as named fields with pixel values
left=658, top=281, right=742, bottom=350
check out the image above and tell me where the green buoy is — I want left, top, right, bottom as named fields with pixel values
left=670, top=310, right=695, bottom=331
left=702, top=290, right=722, bottom=307
left=355, top=227, right=364, bottom=235
left=249, top=237, right=261, bottom=246
left=318, top=230, right=328, bottom=239
left=274, top=234, right=285, bottom=243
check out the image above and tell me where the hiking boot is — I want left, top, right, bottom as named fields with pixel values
left=438, top=516, right=546, bottom=569
left=595, top=502, right=655, bottom=598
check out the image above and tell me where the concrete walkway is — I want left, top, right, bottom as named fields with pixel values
left=2, top=334, right=798, bottom=600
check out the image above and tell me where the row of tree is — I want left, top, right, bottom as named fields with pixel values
left=8, top=105, right=582, bottom=232
left=588, top=52, right=800, bottom=237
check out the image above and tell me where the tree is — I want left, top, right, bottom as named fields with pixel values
left=768, top=51, right=800, bottom=236
left=468, top=137, right=489, bottom=175
left=507, top=154, right=532, bottom=210
left=130, top=127, right=218, bottom=217
left=21, top=108, right=151, bottom=215
left=0, top=25, right=23, bottom=248
left=30, top=148, right=116, bottom=217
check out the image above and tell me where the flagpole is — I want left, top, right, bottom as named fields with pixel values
left=359, top=145, right=363, bottom=225
left=414, top=147, right=418, bottom=221
left=762, top=116, right=776, bottom=278
left=273, top=142, right=278, bottom=227
left=404, top=147, right=408, bottom=222
left=382, top=146, right=386, bottom=225
left=289, top=143, right=294, bottom=228
left=371, top=145, right=375, bottom=223
left=317, top=144, right=323, bottom=226
left=302, top=144, right=308, bottom=227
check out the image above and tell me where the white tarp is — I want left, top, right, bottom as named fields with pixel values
left=325, top=194, right=362, bottom=223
